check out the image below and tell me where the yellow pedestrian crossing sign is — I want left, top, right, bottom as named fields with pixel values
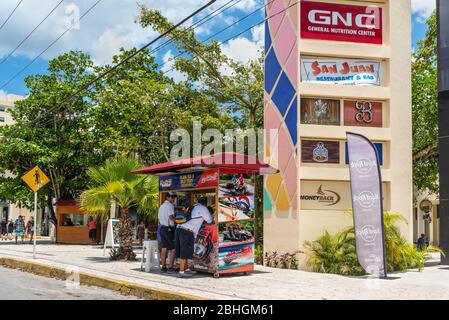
left=22, top=166, right=49, bottom=192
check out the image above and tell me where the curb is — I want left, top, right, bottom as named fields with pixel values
left=0, top=257, right=207, bottom=300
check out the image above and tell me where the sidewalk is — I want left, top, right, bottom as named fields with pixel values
left=0, top=241, right=449, bottom=300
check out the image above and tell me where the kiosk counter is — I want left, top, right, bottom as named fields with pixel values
left=133, top=152, right=278, bottom=278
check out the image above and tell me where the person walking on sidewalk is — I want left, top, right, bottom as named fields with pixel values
left=136, top=220, right=145, bottom=246
left=14, top=216, right=25, bottom=244
left=7, top=219, right=14, bottom=240
left=88, top=217, right=97, bottom=244
left=26, top=216, right=34, bottom=244
left=175, top=196, right=213, bottom=278
left=1, top=219, right=6, bottom=241
left=158, top=192, right=177, bottom=274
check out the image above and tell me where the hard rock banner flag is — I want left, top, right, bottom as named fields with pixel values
left=347, top=132, right=387, bottom=278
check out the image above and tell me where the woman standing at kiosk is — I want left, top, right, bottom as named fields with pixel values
left=175, top=196, right=214, bottom=278
left=158, top=192, right=177, bottom=273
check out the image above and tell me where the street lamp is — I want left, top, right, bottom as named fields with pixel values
left=438, top=0, right=449, bottom=264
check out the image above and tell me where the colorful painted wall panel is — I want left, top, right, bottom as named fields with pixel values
left=264, top=0, right=298, bottom=213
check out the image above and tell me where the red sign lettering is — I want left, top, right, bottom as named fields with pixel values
left=301, top=1, right=383, bottom=45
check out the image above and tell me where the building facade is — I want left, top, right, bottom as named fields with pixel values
left=415, top=193, right=440, bottom=247
left=263, top=0, right=413, bottom=265
left=0, top=94, right=34, bottom=223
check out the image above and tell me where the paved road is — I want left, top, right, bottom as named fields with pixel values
left=0, top=266, right=139, bottom=300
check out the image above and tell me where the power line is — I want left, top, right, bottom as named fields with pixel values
left=147, top=0, right=244, bottom=58
left=0, top=0, right=103, bottom=90
left=0, top=0, right=65, bottom=65
left=162, top=0, right=274, bottom=73
left=29, top=0, right=218, bottom=125
left=35, top=0, right=289, bottom=128
left=0, top=0, right=24, bottom=31
left=9, top=0, right=293, bottom=130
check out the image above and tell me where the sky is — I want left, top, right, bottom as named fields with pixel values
left=0, top=0, right=437, bottom=98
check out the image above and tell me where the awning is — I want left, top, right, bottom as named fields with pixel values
left=132, top=152, right=278, bottom=175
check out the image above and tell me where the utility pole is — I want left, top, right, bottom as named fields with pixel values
left=438, top=0, right=449, bottom=264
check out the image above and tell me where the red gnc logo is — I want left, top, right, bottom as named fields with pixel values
left=308, top=10, right=380, bottom=30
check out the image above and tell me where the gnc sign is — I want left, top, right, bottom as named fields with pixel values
left=301, top=1, right=383, bottom=45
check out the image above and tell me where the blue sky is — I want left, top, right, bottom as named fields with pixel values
left=0, top=0, right=436, bottom=98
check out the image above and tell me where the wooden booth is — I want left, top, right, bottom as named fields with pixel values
left=56, top=200, right=97, bottom=244
left=133, top=152, right=277, bottom=278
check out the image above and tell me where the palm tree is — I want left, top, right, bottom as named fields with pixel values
left=80, top=157, right=158, bottom=260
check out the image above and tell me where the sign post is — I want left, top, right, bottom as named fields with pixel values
left=438, top=0, right=449, bottom=265
left=21, top=166, right=50, bottom=259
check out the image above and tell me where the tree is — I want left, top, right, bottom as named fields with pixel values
left=412, top=12, right=439, bottom=194
left=138, top=8, right=266, bottom=245
left=0, top=51, right=111, bottom=224
left=92, top=48, right=234, bottom=165
left=138, top=8, right=264, bottom=129
left=80, top=157, right=158, bottom=260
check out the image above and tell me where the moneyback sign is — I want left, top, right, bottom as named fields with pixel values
left=301, top=1, right=383, bottom=44
left=301, top=57, right=382, bottom=86
left=347, top=132, right=387, bottom=278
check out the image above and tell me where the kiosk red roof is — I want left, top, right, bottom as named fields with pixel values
left=132, top=153, right=278, bottom=175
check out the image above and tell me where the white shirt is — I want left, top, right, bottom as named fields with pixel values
left=158, top=200, right=175, bottom=227
left=180, top=203, right=213, bottom=237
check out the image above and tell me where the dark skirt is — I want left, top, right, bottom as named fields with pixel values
left=89, top=229, right=97, bottom=239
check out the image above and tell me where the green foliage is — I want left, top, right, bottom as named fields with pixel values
left=0, top=51, right=111, bottom=223
left=80, top=157, right=158, bottom=260
left=93, top=48, right=234, bottom=164
left=304, top=229, right=364, bottom=275
left=412, top=11, right=439, bottom=194
left=80, top=157, right=158, bottom=217
left=264, top=251, right=300, bottom=270
left=305, top=212, right=444, bottom=275
left=138, top=8, right=263, bottom=129
left=255, top=246, right=263, bottom=265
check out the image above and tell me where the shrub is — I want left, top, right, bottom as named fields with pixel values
left=304, top=212, right=445, bottom=275
left=264, top=250, right=301, bottom=269
left=255, top=246, right=264, bottom=265
left=304, top=229, right=364, bottom=275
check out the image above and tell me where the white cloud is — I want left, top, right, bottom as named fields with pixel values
left=0, top=90, right=23, bottom=101
left=0, top=0, right=257, bottom=66
left=161, top=50, right=187, bottom=83
left=219, top=24, right=263, bottom=76
left=221, top=24, right=263, bottom=64
left=0, top=90, right=8, bottom=100
left=411, top=0, right=436, bottom=23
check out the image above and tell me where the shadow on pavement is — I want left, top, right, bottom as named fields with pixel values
left=0, top=240, right=56, bottom=246
left=85, top=256, right=113, bottom=263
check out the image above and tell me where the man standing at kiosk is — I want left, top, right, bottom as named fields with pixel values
left=158, top=192, right=177, bottom=273
left=175, top=196, right=213, bottom=278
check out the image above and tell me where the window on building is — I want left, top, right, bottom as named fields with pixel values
left=60, top=214, right=88, bottom=227
left=0, top=106, right=5, bottom=112
left=0, top=117, right=5, bottom=123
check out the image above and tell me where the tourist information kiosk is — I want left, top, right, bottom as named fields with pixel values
left=133, top=153, right=277, bottom=278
